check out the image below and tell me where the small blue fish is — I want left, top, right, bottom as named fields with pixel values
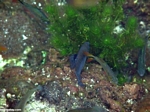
left=137, top=46, right=146, bottom=76
left=69, top=42, right=89, bottom=87
left=137, top=36, right=147, bottom=76
left=18, top=0, right=49, bottom=24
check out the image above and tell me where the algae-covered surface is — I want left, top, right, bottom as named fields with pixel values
left=0, top=0, right=150, bottom=112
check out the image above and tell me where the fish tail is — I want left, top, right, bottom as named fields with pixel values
left=83, top=51, right=93, bottom=57
left=87, top=57, right=94, bottom=62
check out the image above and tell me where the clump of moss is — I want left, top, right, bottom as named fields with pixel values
left=45, top=0, right=144, bottom=69
left=117, top=73, right=128, bottom=85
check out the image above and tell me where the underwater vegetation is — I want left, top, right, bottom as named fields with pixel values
left=45, top=0, right=144, bottom=70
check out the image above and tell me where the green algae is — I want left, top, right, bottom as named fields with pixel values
left=45, top=0, right=144, bottom=70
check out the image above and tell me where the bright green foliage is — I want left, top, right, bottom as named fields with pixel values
left=117, top=73, right=128, bottom=86
left=45, top=0, right=144, bottom=69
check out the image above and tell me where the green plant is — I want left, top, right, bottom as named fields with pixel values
left=45, top=0, right=144, bottom=69
left=117, top=73, right=128, bottom=85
